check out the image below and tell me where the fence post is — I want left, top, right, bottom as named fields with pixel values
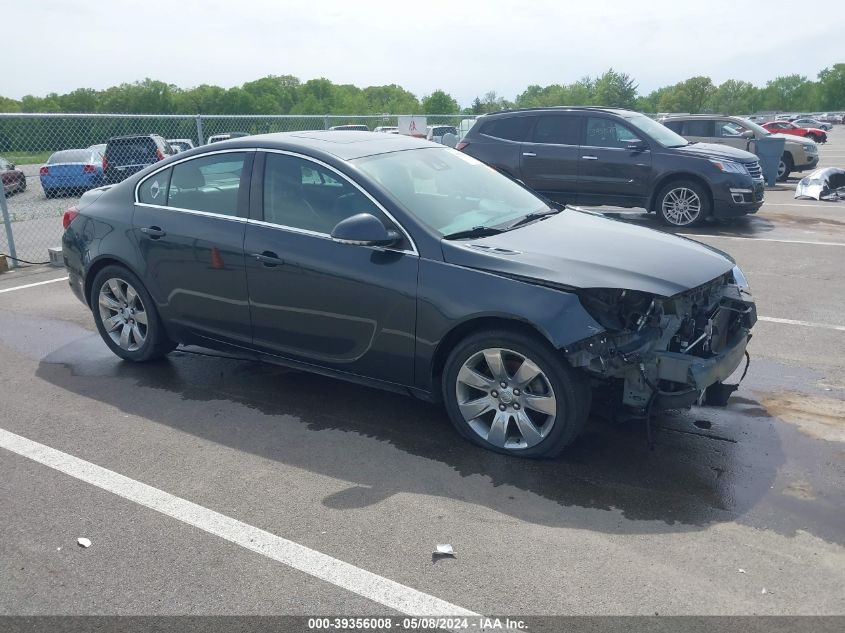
left=324, top=115, right=329, bottom=130
left=195, top=115, right=205, bottom=146
left=0, top=184, right=17, bottom=269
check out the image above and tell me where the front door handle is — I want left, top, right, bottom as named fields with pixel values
left=251, top=251, right=284, bottom=267
left=581, top=155, right=598, bottom=160
left=522, top=152, right=537, bottom=157
left=140, top=226, right=166, bottom=239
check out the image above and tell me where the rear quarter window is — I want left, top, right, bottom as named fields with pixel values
left=479, top=116, right=535, bottom=142
left=138, top=168, right=171, bottom=205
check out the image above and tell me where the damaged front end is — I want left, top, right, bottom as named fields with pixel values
left=564, top=266, right=756, bottom=412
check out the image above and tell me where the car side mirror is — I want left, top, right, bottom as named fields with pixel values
left=742, top=130, right=754, bottom=139
left=627, top=139, right=648, bottom=152
left=331, top=213, right=400, bottom=247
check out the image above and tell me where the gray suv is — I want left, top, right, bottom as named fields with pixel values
left=458, top=107, right=764, bottom=227
left=662, top=115, right=819, bottom=181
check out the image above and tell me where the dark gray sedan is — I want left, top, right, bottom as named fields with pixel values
left=61, top=132, right=756, bottom=457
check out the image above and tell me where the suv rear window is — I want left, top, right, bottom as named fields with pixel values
left=106, top=137, right=157, bottom=166
left=479, top=116, right=534, bottom=142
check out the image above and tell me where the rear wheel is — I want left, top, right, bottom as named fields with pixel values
left=656, top=180, right=710, bottom=227
left=17, top=177, right=26, bottom=193
left=44, top=188, right=55, bottom=199
left=90, top=265, right=176, bottom=362
left=442, top=330, right=590, bottom=458
left=777, top=153, right=793, bottom=182
left=810, top=133, right=825, bottom=143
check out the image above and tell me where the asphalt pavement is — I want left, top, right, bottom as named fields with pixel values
left=0, top=129, right=843, bottom=622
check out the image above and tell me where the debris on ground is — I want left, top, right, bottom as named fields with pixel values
left=77, top=538, right=92, bottom=548
left=433, top=544, right=455, bottom=558
left=762, top=588, right=768, bottom=595
left=795, top=167, right=845, bottom=201
left=738, top=568, right=746, bottom=573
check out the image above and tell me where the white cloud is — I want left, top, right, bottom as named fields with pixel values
left=6, top=0, right=840, bottom=106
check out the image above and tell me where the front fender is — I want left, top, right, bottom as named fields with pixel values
left=414, top=259, right=604, bottom=393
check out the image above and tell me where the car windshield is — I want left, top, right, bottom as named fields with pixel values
left=353, top=147, right=549, bottom=236
left=626, top=113, right=689, bottom=147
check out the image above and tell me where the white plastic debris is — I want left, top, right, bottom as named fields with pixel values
left=761, top=588, right=768, bottom=595
left=434, top=544, right=455, bottom=557
left=738, top=569, right=746, bottom=573
left=77, top=537, right=91, bottom=548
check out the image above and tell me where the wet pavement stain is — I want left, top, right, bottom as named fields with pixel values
left=757, top=391, right=845, bottom=443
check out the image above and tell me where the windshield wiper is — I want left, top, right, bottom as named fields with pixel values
left=505, top=207, right=562, bottom=230
left=443, top=226, right=506, bottom=240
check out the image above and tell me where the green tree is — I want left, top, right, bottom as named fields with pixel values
left=422, top=89, right=459, bottom=114
left=760, top=74, right=815, bottom=111
left=658, top=76, right=715, bottom=113
left=708, top=80, right=759, bottom=114
left=817, top=64, right=845, bottom=110
left=592, top=68, right=637, bottom=108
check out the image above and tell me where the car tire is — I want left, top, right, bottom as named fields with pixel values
left=44, top=188, right=55, bottom=199
left=656, top=179, right=711, bottom=227
left=90, top=265, right=176, bottom=362
left=17, top=177, right=26, bottom=193
left=811, top=133, right=825, bottom=144
left=442, top=329, right=591, bottom=458
left=777, top=153, right=793, bottom=182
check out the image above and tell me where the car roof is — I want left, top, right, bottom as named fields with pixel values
left=196, top=131, right=434, bottom=161
left=479, top=106, right=638, bottom=119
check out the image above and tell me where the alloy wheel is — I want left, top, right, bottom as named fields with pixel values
left=98, top=277, right=148, bottom=352
left=455, top=347, right=557, bottom=450
left=661, top=187, right=702, bottom=226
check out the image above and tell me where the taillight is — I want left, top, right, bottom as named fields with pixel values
left=155, top=148, right=165, bottom=161
left=63, top=207, right=79, bottom=230
left=102, top=155, right=108, bottom=171
left=456, top=141, right=469, bottom=151
left=83, top=164, right=96, bottom=173
left=40, top=166, right=49, bottom=176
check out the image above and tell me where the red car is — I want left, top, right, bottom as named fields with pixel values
left=762, top=120, right=827, bottom=144
left=1, top=156, right=27, bottom=197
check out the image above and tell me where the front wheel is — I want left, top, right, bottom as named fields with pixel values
left=656, top=180, right=711, bottom=227
left=442, top=330, right=590, bottom=458
left=90, top=265, right=176, bottom=362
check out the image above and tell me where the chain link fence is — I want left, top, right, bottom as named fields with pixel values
left=0, top=113, right=474, bottom=267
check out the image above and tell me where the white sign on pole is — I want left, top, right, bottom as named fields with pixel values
left=398, top=115, right=427, bottom=137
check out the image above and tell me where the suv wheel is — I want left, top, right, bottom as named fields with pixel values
left=777, top=153, right=793, bottom=182
left=656, top=180, right=710, bottom=227
left=442, top=330, right=590, bottom=458
left=90, top=265, right=176, bottom=362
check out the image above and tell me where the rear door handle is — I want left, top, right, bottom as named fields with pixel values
left=251, top=251, right=284, bottom=267
left=522, top=152, right=537, bottom=157
left=140, top=226, right=166, bottom=239
left=581, top=155, right=598, bottom=160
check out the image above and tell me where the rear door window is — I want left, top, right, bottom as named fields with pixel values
left=531, top=115, right=581, bottom=145
left=681, top=120, right=715, bottom=137
left=480, top=116, right=535, bottom=142
left=167, top=153, right=247, bottom=216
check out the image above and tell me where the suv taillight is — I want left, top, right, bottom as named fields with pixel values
left=83, top=164, right=96, bottom=173
left=155, top=148, right=165, bottom=161
left=40, top=166, right=49, bottom=176
left=102, top=155, right=108, bottom=171
left=63, top=207, right=79, bottom=230
left=456, top=141, right=469, bottom=151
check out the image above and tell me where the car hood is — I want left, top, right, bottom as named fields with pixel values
left=441, top=209, right=735, bottom=297
left=769, top=133, right=812, bottom=148
left=674, top=142, right=758, bottom=162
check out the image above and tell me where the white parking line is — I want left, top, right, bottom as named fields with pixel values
left=679, top=234, right=845, bottom=247
left=763, top=202, right=845, bottom=208
left=0, top=427, right=478, bottom=618
left=758, top=316, right=845, bottom=332
left=0, top=276, right=69, bottom=294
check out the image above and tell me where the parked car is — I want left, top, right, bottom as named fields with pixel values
left=103, top=134, right=173, bottom=184
left=661, top=115, right=818, bottom=181
left=167, top=138, right=195, bottom=153
left=458, top=107, right=764, bottom=227
left=0, top=156, right=26, bottom=196
left=40, top=148, right=106, bottom=197
left=206, top=133, right=249, bottom=145
left=761, top=120, right=827, bottom=143
left=373, top=126, right=399, bottom=134
left=88, top=143, right=107, bottom=156
left=328, top=124, right=370, bottom=131
left=791, top=117, right=832, bottom=132
left=426, top=125, right=458, bottom=144
left=62, top=131, right=756, bottom=458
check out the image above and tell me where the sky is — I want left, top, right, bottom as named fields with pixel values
left=5, top=0, right=841, bottom=107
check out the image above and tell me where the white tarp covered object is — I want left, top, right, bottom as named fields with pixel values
left=795, top=167, right=845, bottom=201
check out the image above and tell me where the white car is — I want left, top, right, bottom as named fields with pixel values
left=167, top=138, right=196, bottom=153
left=426, top=125, right=458, bottom=144
left=792, top=118, right=833, bottom=131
